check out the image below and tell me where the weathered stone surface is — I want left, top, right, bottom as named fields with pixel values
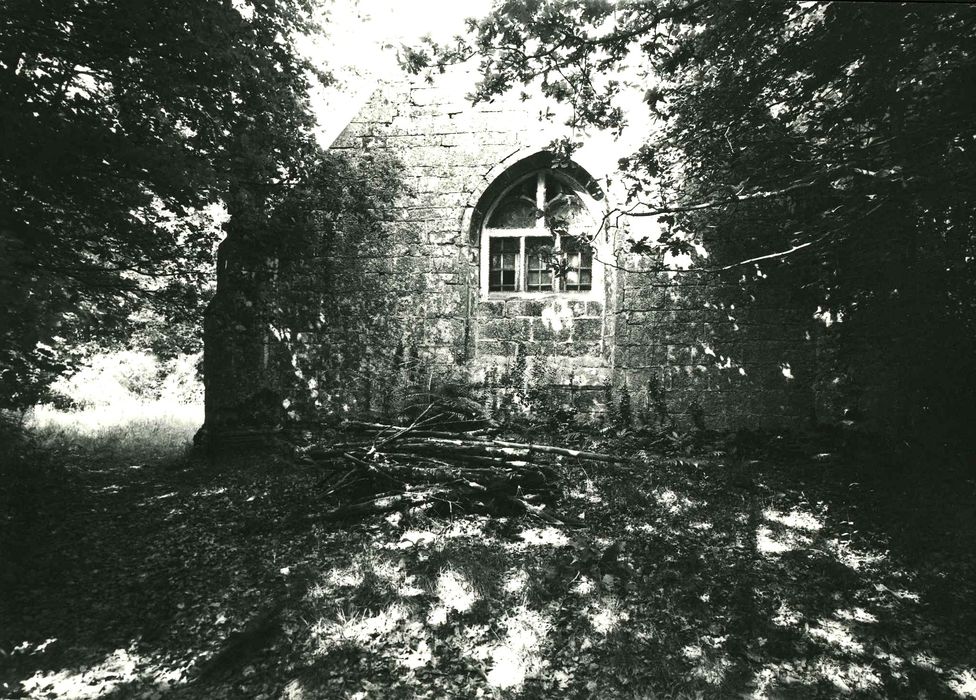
left=204, top=65, right=901, bottom=435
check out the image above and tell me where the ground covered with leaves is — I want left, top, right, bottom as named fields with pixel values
left=2, top=422, right=975, bottom=699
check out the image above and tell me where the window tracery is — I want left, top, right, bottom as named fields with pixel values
left=481, top=170, right=596, bottom=296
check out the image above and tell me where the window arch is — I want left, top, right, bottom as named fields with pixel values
left=480, top=169, right=600, bottom=297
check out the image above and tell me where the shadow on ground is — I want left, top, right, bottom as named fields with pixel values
left=1, top=439, right=974, bottom=699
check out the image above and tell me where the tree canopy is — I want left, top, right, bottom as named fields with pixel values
left=410, top=0, right=976, bottom=439
left=0, top=0, right=326, bottom=407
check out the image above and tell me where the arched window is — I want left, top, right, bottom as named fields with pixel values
left=480, top=169, right=599, bottom=296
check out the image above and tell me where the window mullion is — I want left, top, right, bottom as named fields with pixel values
left=535, top=172, right=546, bottom=232
left=518, top=236, right=526, bottom=291
left=555, top=229, right=562, bottom=292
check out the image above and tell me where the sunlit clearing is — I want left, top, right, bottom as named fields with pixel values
left=912, top=652, right=945, bottom=672
left=567, top=478, right=603, bottom=504
left=30, top=401, right=202, bottom=443
left=390, top=519, right=492, bottom=550
left=395, top=529, right=438, bottom=549
left=436, top=568, right=477, bottom=612
left=481, top=606, right=551, bottom=690
left=517, top=527, right=570, bottom=548
left=587, top=595, right=629, bottom=635
left=763, top=507, right=822, bottom=532
left=20, top=647, right=186, bottom=699
left=750, top=658, right=881, bottom=697
left=325, top=565, right=364, bottom=591
left=400, top=639, right=433, bottom=670
left=398, top=573, right=425, bottom=597
left=815, top=658, right=882, bottom=693
left=319, top=555, right=410, bottom=599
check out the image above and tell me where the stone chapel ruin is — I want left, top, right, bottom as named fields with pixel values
left=201, top=67, right=908, bottom=443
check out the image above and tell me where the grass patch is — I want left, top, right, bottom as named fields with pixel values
left=25, top=401, right=203, bottom=467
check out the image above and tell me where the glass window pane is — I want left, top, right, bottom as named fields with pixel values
left=488, top=197, right=536, bottom=228
left=488, top=237, right=518, bottom=291
left=525, top=237, right=554, bottom=292
left=561, top=238, right=593, bottom=292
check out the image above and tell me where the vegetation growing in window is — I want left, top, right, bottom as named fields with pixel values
left=484, top=171, right=594, bottom=294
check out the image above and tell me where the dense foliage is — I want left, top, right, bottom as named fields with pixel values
left=0, top=0, right=325, bottom=408
left=412, top=0, right=976, bottom=441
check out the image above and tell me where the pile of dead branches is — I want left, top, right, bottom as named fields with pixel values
left=298, top=417, right=629, bottom=526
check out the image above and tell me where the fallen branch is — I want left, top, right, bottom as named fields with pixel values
left=296, top=421, right=618, bottom=526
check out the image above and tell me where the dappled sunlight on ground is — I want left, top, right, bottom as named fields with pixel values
left=585, top=594, right=629, bottom=635
left=651, top=487, right=698, bottom=515
left=682, top=641, right=734, bottom=686
left=3, top=427, right=975, bottom=698
left=514, top=526, right=570, bottom=548
left=18, top=646, right=188, bottom=699
left=757, top=523, right=813, bottom=554
left=763, top=506, right=823, bottom=532
left=482, top=607, right=551, bottom=690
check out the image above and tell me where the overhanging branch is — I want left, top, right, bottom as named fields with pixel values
left=595, top=197, right=888, bottom=276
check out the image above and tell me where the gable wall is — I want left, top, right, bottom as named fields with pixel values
left=303, top=68, right=821, bottom=429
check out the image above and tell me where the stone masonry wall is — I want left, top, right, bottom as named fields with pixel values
left=294, top=67, right=822, bottom=429
left=316, top=69, right=616, bottom=416
left=204, top=63, right=946, bottom=440
left=613, top=259, right=819, bottom=431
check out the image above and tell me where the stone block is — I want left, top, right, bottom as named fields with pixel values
left=572, top=318, right=603, bottom=343
left=585, top=301, right=604, bottom=316
left=564, top=300, right=587, bottom=317
left=479, top=318, right=528, bottom=341
left=560, top=340, right=603, bottom=358
left=503, top=299, right=525, bottom=317
left=546, top=355, right=610, bottom=386
left=427, top=229, right=461, bottom=245
left=477, top=301, right=505, bottom=319
left=532, top=317, right=572, bottom=343
left=475, top=339, right=518, bottom=357
left=629, top=325, right=657, bottom=346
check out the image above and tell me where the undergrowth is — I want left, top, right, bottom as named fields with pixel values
left=2, top=396, right=974, bottom=699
